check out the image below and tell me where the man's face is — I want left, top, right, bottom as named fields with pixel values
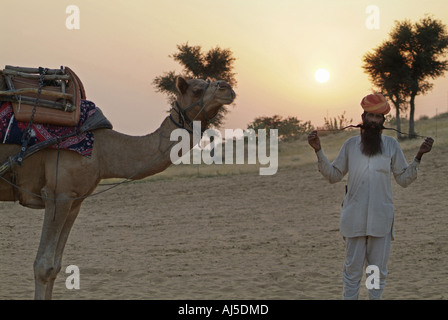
left=364, top=112, right=384, bottom=128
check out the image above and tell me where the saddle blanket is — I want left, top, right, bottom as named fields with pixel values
left=0, top=100, right=99, bottom=157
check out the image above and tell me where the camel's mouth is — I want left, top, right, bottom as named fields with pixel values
left=223, top=89, right=236, bottom=104
left=211, top=81, right=235, bottom=104
left=217, top=86, right=236, bottom=105
left=229, top=88, right=236, bottom=100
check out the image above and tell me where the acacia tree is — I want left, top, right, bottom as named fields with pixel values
left=363, top=16, right=448, bottom=138
left=363, top=41, right=411, bottom=139
left=153, top=43, right=237, bottom=128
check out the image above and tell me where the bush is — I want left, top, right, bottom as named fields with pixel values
left=322, top=111, right=353, bottom=130
left=247, top=115, right=314, bottom=141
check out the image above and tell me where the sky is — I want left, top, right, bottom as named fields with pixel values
left=1, top=0, right=448, bottom=136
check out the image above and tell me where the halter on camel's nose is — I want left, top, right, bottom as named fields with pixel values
left=214, top=80, right=236, bottom=100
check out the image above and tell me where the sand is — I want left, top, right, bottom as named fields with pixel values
left=1, top=143, right=447, bottom=300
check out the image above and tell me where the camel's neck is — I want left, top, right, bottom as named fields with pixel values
left=95, top=115, right=189, bottom=180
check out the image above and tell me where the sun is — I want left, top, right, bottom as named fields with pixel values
left=314, top=68, right=330, bottom=83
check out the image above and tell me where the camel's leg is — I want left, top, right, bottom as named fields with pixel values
left=33, top=189, right=76, bottom=300
left=44, top=199, right=84, bottom=299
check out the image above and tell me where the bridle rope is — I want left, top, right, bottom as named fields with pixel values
left=318, top=124, right=428, bottom=139
left=169, top=81, right=221, bottom=134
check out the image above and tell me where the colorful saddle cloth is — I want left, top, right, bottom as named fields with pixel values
left=0, top=100, right=104, bottom=157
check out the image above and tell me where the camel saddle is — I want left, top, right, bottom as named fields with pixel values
left=0, top=65, right=86, bottom=127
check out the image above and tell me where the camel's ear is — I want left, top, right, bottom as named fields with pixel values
left=176, top=77, right=189, bottom=95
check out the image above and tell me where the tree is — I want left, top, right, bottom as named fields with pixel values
left=363, top=40, right=411, bottom=139
left=153, top=43, right=237, bottom=128
left=363, top=16, right=448, bottom=138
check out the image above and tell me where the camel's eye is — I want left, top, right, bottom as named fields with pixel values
left=192, top=88, right=203, bottom=97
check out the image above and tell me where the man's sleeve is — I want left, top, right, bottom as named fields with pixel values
left=315, top=142, right=348, bottom=184
left=391, top=140, right=419, bottom=188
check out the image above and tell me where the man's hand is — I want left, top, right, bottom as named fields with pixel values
left=416, top=137, right=434, bottom=160
left=308, top=130, right=321, bottom=152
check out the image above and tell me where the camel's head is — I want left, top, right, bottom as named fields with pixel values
left=173, top=77, right=235, bottom=128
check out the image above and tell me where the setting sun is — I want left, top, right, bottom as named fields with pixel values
left=315, top=68, right=330, bottom=83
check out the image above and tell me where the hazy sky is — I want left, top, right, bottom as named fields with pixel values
left=2, top=0, right=448, bottom=135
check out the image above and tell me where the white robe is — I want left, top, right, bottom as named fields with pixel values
left=316, top=135, right=419, bottom=238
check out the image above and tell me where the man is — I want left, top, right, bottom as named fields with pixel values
left=307, top=93, right=434, bottom=300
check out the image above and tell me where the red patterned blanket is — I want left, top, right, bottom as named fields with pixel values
left=0, top=100, right=99, bottom=157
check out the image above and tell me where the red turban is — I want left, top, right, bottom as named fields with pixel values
left=361, top=94, right=391, bottom=115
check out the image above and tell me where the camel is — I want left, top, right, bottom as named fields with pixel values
left=0, top=77, right=235, bottom=299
